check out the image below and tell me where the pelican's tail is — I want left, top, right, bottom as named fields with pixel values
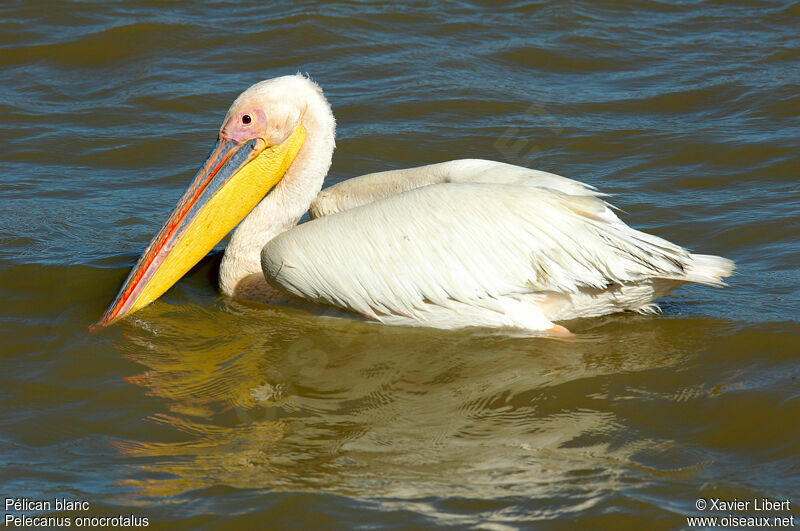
left=682, top=253, right=736, bottom=287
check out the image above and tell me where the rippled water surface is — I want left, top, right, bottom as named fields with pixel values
left=1, top=0, right=798, bottom=528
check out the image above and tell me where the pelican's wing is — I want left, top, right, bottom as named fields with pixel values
left=264, top=179, right=702, bottom=321
left=309, top=159, right=604, bottom=218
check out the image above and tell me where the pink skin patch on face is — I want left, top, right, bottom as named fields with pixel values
left=221, top=108, right=267, bottom=143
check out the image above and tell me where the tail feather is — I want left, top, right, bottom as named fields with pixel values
left=682, top=254, right=736, bottom=286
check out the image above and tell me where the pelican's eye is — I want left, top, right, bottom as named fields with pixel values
left=242, top=114, right=252, bottom=125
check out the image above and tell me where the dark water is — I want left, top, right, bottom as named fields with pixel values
left=1, top=0, right=798, bottom=528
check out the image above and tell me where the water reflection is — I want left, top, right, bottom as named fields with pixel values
left=113, top=299, right=727, bottom=502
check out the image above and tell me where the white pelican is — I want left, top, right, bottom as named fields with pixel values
left=97, top=74, right=734, bottom=334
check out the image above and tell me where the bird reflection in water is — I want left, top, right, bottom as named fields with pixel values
left=111, top=301, right=727, bottom=501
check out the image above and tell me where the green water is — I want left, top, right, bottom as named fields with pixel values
left=0, top=1, right=798, bottom=528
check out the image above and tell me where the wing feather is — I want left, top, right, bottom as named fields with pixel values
left=309, top=159, right=605, bottom=218
left=262, top=181, right=692, bottom=320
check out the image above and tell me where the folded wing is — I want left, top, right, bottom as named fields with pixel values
left=262, top=160, right=723, bottom=321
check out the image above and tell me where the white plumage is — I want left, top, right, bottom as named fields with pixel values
left=209, top=75, right=735, bottom=334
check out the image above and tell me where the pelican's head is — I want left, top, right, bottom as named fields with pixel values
left=96, top=75, right=322, bottom=327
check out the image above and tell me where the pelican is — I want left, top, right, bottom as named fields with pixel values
left=97, top=74, right=734, bottom=334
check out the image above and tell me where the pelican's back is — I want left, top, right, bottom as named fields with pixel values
left=262, top=160, right=734, bottom=331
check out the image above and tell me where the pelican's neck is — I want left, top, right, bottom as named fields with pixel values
left=219, top=92, right=335, bottom=298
